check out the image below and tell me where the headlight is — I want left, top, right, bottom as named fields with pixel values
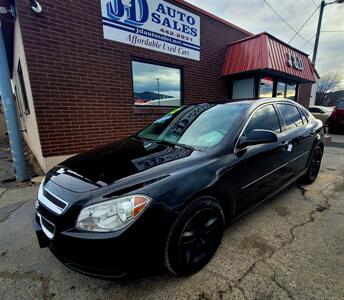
left=76, top=195, right=151, bottom=232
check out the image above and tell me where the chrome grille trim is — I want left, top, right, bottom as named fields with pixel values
left=37, top=213, right=55, bottom=240
left=38, top=184, right=68, bottom=215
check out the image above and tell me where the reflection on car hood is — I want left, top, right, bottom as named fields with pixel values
left=47, top=137, right=194, bottom=193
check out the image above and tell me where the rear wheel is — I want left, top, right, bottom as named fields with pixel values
left=299, top=146, right=323, bottom=184
left=164, top=197, right=225, bottom=276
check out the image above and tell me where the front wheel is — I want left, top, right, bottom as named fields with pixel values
left=164, top=197, right=225, bottom=276
left=299, top=146, right=323, bottom=184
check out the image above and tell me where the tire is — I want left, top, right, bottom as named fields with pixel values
left=299, top=146, right=323, bottom=184
left=164, top=197, right=225, bottom=276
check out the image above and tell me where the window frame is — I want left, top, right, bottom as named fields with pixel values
left=256, top=74, right=299, bottom=102
left=234, top=103, right=282, bottom=153
left=17, top=61, right=30, bottom=115
left=131, top=58, right=184, bottom=108
left=276, top=103, right=305, bottom=132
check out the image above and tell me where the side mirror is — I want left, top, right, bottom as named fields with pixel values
left=238, top=129, right=278, bottom=149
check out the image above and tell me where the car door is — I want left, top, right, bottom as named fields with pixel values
left=276, top=103, right=315, bottom=181
left=231, top=104, right=290, bottom=210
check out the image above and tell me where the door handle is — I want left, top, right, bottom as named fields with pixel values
left=303, top=130, right=316, bottom=138
left=279, top=140, right=290, bottom=147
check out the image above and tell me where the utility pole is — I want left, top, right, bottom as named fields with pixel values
left=312, top=1, right=325, bottom=65
left=0, top=23, right=29, bottom=182
left=312, top=0, right=344, bottom=65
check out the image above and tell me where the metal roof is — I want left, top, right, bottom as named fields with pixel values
left=223, top=32, right=318, bottom=83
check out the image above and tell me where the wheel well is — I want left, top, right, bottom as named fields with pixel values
left=185, top=190, right=235, bottom=223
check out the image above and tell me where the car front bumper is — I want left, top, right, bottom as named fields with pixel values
left=32, top=212, right=129, bottom=278
left=32, top=203, right=175, bottom=279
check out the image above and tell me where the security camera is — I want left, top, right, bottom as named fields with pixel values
left=30, top=0, right=42, bottom=14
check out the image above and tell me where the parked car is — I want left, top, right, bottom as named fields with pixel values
left=327, top=100, right=344, bottom=133
left=308, top=106, right=334, bottom=124
left=33, top=99, right=325, bottom=278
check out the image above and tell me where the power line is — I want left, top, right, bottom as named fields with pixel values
left=299, top=34, right=317, bottom=50
left=321, top=30, right=344, bottom=32
left=263, top=0, right=313, bottom=46
left=311, top=0, right=319, bottom=8
left=288, top=5, right=320, bottom=44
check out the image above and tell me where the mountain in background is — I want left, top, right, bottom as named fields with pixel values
left=134, top=91, right=173, bottom=101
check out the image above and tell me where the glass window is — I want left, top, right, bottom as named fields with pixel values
left=244, top=105, right=281, bottom=136
left=232, top=78, right=255, bottom=99
left=138, top=103, right=250, bottom=150
left=309, top=107, right=321, bottom=113
left=300, top=109, right=308, bottom=124
left=17, top=61, right=30, bottom=115
left=277, top=104, right=304, bottom=130
left=132, top=61, right=181, bottom=107
left=286, top=83, right=297, bottom=101
left=276, top=82, right=286, bottom=98
left=259, top=77, right=274, bottom=98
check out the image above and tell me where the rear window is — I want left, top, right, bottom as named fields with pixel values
left=309, top=107, right=321, bottom=113
left=277, top=104, right=304, bottom=130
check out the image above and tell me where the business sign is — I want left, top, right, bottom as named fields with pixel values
left=101, top=0, right=201, bottom=61
left=286, top=53, right=304, bottom=71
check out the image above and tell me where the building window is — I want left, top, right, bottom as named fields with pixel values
left=276, top=81, right=286, bottom=98
left=17, top=61, right=30, bottom=115
left=232, top=78, right=255, bottom=99
left=259, top=77, right=273, bottom=98
left=286, top=83, right=297, bottom=101
left=132, top=61, right=182, bottom=107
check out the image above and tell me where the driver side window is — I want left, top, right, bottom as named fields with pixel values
left=244, top=105, right=281, bottom=136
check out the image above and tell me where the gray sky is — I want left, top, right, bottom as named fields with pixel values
left=185, top=0, right=344, bottom=90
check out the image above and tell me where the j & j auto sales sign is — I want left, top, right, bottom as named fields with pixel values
left=101, top=0, right=201, bottom=61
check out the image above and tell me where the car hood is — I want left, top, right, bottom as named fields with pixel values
left=47, top=137, right=197, bottom=193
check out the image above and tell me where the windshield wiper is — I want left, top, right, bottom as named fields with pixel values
left=156, top=140, right=198, bottom=151
left=132, top=135, right=199, bottom=151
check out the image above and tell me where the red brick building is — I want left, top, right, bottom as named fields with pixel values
left=0, top=0, right=317, bottom=171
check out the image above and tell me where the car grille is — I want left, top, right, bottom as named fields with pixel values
left=37, top=213, right=56, bottom=239
left=38, top=184, right=68, bottom=215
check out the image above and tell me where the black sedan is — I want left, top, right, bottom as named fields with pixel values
left=33, top=99, right=325, bottom=278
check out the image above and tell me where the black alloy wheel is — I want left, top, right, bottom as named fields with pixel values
left=300, top=146, right=323, bottom=184
left=309, top=148, right=322, bottom=182
left=164, top=197, right=225, bottom=276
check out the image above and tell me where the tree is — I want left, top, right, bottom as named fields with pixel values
left=316, top=72, right=341, bottom=105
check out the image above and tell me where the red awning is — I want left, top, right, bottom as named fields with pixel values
left=223, top=32, right=318, bottom=83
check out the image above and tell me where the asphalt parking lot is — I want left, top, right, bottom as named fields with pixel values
left=1, top=135, right=344, bottom=300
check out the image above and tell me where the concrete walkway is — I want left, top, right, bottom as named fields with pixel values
left=0, top=135, right=343, bottom=299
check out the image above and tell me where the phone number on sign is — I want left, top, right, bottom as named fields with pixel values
left=160, top=28, right=194, bottom=43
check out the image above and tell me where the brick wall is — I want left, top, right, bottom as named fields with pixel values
left=16, top=0, right=249, bottom=157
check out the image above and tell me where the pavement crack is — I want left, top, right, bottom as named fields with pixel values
left=0, top=201, right=28, bottom=223
left=263, top=262, right=295, bottom=299
left=0, top=188, right=7, bottom=198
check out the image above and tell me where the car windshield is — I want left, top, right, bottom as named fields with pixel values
left=137, top=103, right=249, bottom=150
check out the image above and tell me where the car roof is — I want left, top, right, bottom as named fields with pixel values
left=204, top=98, right=302, bottom=108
